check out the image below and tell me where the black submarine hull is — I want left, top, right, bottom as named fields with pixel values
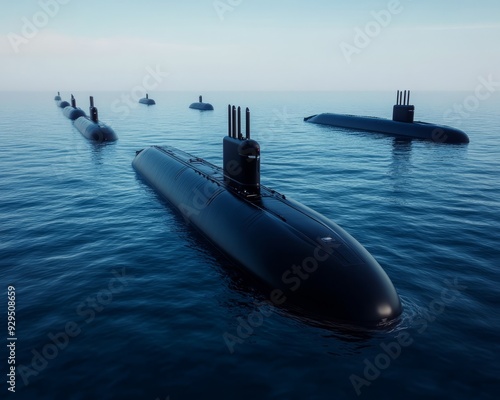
left=304, top=113, right=469, bottom=144
left=132, top=145, right=402, bottom=324
left=189, top=102, right=214, bottom=111
left=63, top=106, right=86, bottom=120
left=74, top=116, right=118, bottom=142
left=139, top=98, right=156, bottom=105
left=56, top=100, right=70, bottom=109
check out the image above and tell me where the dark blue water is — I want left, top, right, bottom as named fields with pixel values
left=1, top=91, right=499, bottom=399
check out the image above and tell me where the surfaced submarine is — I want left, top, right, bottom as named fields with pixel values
left=189, top=95, right=214, bottom=111
left=139, top=93, right=156, bottom=105
left=304, top=90, right=469, bottom=144
left=133, top=105, right=402, bottom=325
left=63, top=94, right=86, bottom=120
left=74, top=96, right=117, bottom=142
left=56, top=93, right=70, bottom=109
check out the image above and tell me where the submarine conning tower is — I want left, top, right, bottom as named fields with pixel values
left=392, top=90, right=414, bottom=123
left=223, top=105, right=260, bottom=196
left=89, top=96, right=99, bottom=122
left=54, top=91, right=61, bottom=101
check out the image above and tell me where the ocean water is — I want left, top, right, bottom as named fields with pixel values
left=1, top=91, right=499, bottom=399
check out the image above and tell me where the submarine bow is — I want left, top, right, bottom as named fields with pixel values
left=133, top=105, right=402, bottom=324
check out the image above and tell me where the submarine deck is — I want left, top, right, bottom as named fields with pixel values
left=145, top=145, right=360, bottom=258
left=189, top=102, right=214, bottom=110
left=152, top=145, right=297, bottom=211
left=304, top=113, right=469, bottom=144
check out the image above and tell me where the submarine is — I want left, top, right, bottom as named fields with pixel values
left=55, top=92, right=70, bottom=109
left=132, top=105, right=402, bottom=325
left=58, top=99, right=70, bottom=108
left=74, top=96, right=118, bottom=142
left=139, top=93, right=156, bottom=105
left=304, top=90, right=469, bottom=144
left=189, top=95, right=214, bottom=111
left=62, top=94, right=86, bottom=120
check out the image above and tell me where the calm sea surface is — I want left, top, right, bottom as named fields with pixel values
left=1, top=91, right=499, bottom=399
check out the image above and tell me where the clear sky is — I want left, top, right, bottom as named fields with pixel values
left=1, top=0, right=499, bottom=91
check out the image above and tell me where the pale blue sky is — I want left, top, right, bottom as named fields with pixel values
left=1, top=0, right=499, bottom=91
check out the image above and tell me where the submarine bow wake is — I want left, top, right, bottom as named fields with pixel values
left=133, top=105, right=402, bottom=325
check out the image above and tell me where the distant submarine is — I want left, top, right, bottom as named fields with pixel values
left=189, top=95, right=214, bottom=111
left=62, top=94, right=86, bottom=120
left=55, top=92, right=70, bottom=109
left=304, top=90, right=469, bottom=144
left=74, top=96, right=118, bottom=142
left=139, top=93, right=156, bottom=105
left=132, top=105, right=402, bottom=325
